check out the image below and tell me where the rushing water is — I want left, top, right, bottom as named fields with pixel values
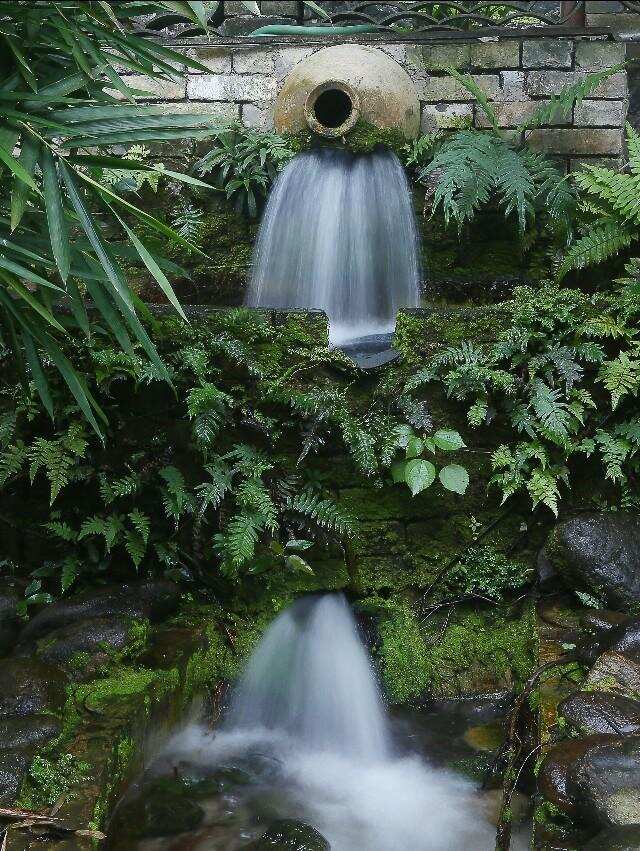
left=245, top=148, right=421, bottom=346
left=128, top=595, right=529, bottom=851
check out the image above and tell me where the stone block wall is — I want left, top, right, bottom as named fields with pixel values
left=112, top=34, right=628, bottom=169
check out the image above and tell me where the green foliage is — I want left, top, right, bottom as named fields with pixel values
left=410, top=66, right=618, bottom=239
left=195, top=126, right=298, bottom=217
left=407, top=285, right=640, bottom=514
left=390, top=426, right=470, bottom=496
left=0, top=308, right=454, bottom=591
left=448, top=546, right=533, bottom=601
left=20, top=753, right=90, bottom=809
left=0, top=1, right=222, bottom=435
left=558, top=124, right=640, bottom=280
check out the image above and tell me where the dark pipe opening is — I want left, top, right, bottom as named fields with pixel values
left=313, top=88, right=353, bottom=129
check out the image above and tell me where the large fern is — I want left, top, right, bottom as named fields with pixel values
left=558, top=124, right=640, bottom=280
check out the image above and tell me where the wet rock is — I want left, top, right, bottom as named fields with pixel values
left=588, top=652, right=640, bottom=697
left=584, top=825, right=640, bottom=850
left=0, top=588, right=21, bottom=657
left=23, top=617, right=141, bottom=669
left=569, top=734, right=640, bottom=827
left=559, top=691, right=640, bottom=735
left=0, top=659, right=67, bottom=717
left=0, top=747, right=31, bottom=805
left=538, top=735, right=617, bottom=815
left=607, top=618, right=640, bottom=661
left=255, top=819, right=330, bottom=851
left=542, top=513, right=640, bottom=609
left=20, top=580, right=179, bottom=642
left=120, top=781, right=205, bottom=838
left=463, top=721, right=504, bottom=752
left=576, top=636, right=606, bottom=667
left=583, top=610, right=630, bottom=635
left=0, top=716, right=62, bottom=750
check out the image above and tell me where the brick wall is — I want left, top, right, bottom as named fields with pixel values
left=113, top=34, right=629, bottom=168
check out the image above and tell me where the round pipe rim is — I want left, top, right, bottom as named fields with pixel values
left=304, top=80, right=360, bottom=139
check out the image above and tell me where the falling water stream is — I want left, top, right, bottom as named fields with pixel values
left=119, top=596, right=529, bottom=850
left=245, top=148, right=421, bottom=348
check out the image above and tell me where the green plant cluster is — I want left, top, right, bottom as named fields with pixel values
left=0, top=308, right=457, bottom=596
left=406, top=284, right=640, bottom=514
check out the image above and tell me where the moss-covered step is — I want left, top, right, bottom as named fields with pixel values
left=4, top=606, right=237, bottom=851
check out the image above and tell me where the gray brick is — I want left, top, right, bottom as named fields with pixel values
left=526, top=71, right=627, bottom=99
left=526, top=128, right=623, bottom=156
left=497, top=71, right=526, bottom=102
left=420, top=43, right=471, bottom=70
left=419, top=74, right=500, bottom=103
left=575, top=40, right=627, bottom=70
left=421, top=102, right=473, bottom=133
left=475, top=100, right=566, bottom=129
left=232, top=48, right=276, bottom=74
left=162, top=102, right=239, bottom=121
left=187, top=47, right=232, bottom=73
left=187, top=74, right=277, bottom=102
left=574, top=99, right=627, bottom=127
left=242, top=101, right=275, bottom=131
left=570, top=156, right=624, bottom=172
left=470, top=41, right=520, bottom=70
left=522, top=39, right=573, bottom=69
left=108, top=75, right=185, bottom=101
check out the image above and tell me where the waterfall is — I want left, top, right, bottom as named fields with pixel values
left=246, top=147, right=421, bottom=346
left=162, top=594, right=515, bottom=850
left=225, top=593, right=390, bottom=761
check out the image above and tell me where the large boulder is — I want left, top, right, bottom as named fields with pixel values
left=20, top=580, right=179, bottom=643
left=542, top=513, right=640, bottom=609
left=18, top=616, right=144, bottom=670
left=538, top=735, right=618, bottom=815
left=569, top=735, right=640, bottom=828
left=255, top=820, right=330, bottom=851
left=0, top=716, right=62, bottom=750
left=588, top=652, right=640, bottom=697
left=584, top=826, right=640, bottom=850
left=117, top=779, right=205, bottom=838
left=0, top=659, right=67, bottom=717
left=607, top=618, right=640, bottom=661
left=559, top=691, right=640, bottom=736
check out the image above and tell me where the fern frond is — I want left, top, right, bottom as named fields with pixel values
left=494, top=144, right=536, bottom=232
left=626, top=122, right=640, bottom=177
left=557, top=223, right=635, bottom=280
left=598, top=352, right=640, bottom=409
left=286, top=490, right=358, bottom=540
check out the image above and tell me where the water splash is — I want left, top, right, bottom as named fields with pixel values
left=246, top=148, right=421, bottom=346
left=225, top=594, right=390, bottom=761
left=161, top=594, right=525, bottom=850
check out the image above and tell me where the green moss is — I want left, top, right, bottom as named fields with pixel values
left=73, top=666, right=179, bottom=714
left=19, top=753, right=90, bottom=810
left=341, top=120, right=408, bottom=156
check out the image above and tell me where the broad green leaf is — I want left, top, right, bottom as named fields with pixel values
left=404, top=459, right=436, bottom=496
left=439, top=464, right=470, bottom=495
left=286, top=554, right=314, bottom=574
left=41, top=147, right=71, bottom=282
left=405, top=435, right=424, bottom=459
left=432, top=429, right=466, bottom=451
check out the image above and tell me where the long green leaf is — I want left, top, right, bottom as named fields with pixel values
left=22, top=331, right=54, bottom=419
left=2, top=275, right=67, bottom=333
left=10, top=135, right=39, bottom=230
left=41, top=147, right=71, bottom=282
left=112, top=209, right=187, bottom=321
left=0, top=142, right=39, bottom=190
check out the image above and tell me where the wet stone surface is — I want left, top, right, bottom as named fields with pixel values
left=0, top=659, right=67, bottom=718
left=254, top=819, right=330, bottom=850
left=569, top=734, right=640, bottom=828
left=17, top=616, right=138, bottom=670
left=583, top=824, right=640, bottom=850
left=20, top=579, right=178, bottom=642
left=559, top=691, right=640, bottom=736
left=538, top=735, right=618, bottom=816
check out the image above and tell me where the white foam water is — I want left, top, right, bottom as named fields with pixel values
left=163, top=595, right=526, bottom=851
left=245, top=148, right=421, bottom=346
